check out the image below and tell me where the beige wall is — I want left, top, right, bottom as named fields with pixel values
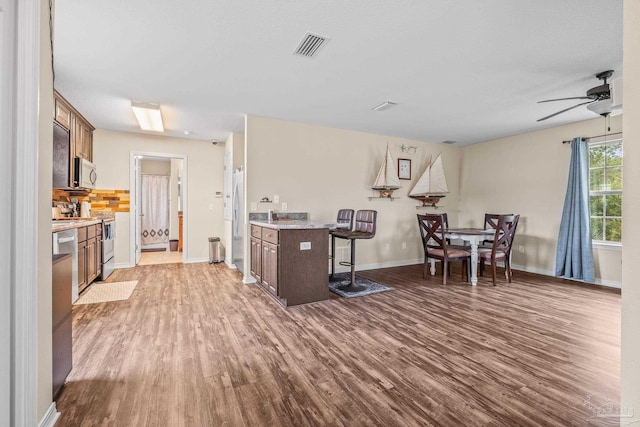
left=622, top=0, right=640, bottom=415
left=245, top=115, right=463, bottom=277
left=459, top=115, right=623, bottom=286
left=37, top=0, right=54, bottom=419
left=93, top=130, right=225, bottom=263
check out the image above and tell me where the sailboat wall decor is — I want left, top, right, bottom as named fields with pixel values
left=372, top=145, right=401, bottom=198
left=409, top=153, right=449, bottom=207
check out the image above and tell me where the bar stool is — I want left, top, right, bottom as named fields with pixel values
left=329, top=209, right=354, bottom=278
left=331, top=210, right=377, bottom=292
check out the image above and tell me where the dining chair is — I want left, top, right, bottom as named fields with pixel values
left=478, top=214, right=520, bottom=285
left=331, top=210, right=377, bottom=292
left=481, top=213, right=512, bottom=247
left=329, top=209, right=354, bottom=278
left=417, top=214, right=470, bottom=285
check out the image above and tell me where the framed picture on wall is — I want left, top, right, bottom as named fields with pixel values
left=398, top=158, right=411, bottom=180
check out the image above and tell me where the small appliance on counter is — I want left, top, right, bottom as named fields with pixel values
left=80, top=201, right=91, bottom=218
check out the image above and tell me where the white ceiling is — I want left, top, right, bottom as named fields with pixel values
left=53, top=0, right=623, bottom=146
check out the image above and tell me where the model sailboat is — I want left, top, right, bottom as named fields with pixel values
left=372, top=145, right=401, bottom=197
left=409, top=153, right=449, bottom=207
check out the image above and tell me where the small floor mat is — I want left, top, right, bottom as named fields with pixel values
left=141, top=248, right=167, bottom=252
left=329, top=273, right=393, bottom=299
left=74, top=281, right=139, bottom=305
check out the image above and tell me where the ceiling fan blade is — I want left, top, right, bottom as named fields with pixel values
left=538, top=96, right=594, bottom=103
left=537, top=100, right=596, bottom=122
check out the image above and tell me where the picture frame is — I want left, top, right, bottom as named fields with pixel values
left=398, top=158, right=411, bottom=180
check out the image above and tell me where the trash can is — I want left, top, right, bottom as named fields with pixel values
left=169, top=240, right=179, bottom=251
left=208, top=237, right=224, bottom=263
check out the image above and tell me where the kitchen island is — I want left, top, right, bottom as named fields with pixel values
left=250, top=220, right=344, bottom=307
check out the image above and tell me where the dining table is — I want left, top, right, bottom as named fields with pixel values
left=429, top=228, right=496, bottom=286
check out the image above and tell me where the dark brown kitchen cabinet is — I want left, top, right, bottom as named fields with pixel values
left=250, top=224, right=329, bottom=307
left=54, top=90, right=94, bottom=174
left=77, top=227, right=87, bottom=293
left=77, top=223, right=102, bottom=293
left=52, top=254, right=72, bottom=399
left=262, top=241, right=278, bottom=295
left=250, top=237, right=262, bottom=283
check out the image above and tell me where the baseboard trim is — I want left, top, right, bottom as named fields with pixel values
left=511, top=263, right=621, bottom=289
left=38, top=402, right=60, bottom=427
left=225, top=260, right=236, bottom=269
left=114, top=262, right=133, bottom=269
left=184, top=257, right=209, bottom=264
left=243, top=275, right=257, bottom=284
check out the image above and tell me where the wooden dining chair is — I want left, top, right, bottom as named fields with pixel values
left=478, top=214, right=520, bottom=285
left=481, top=213, right=512, bottom=247
left=417, top=214, right=470, bottom=285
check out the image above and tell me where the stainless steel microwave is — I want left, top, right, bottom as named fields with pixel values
left=73, top=157, right=97, bottom=189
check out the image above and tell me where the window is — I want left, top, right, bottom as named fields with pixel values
left=589, top=139, right=622, bottom=243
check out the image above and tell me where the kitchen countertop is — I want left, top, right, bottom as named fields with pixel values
left=250, top=220, right=349, bottom=230
left=52, top=218, right=103, bottom=232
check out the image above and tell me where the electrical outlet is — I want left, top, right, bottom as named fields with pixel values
left=281, top=202, right=288, bottom=211
left=518, top=245, right=525, bottom=254
left=402, top=242, right=407, bottom=249
left=273, top=194, right=279, bottom=203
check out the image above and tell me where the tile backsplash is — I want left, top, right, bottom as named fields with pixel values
left=53, top=189, right=130, bottom=212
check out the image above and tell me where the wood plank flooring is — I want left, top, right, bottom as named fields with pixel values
left=55, top=263, right=620, bottom=426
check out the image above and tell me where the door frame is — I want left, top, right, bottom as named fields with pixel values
left=129, top=151, right=188, bottom=266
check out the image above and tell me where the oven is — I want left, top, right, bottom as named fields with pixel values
left=101, top=219, right=116, bottom=280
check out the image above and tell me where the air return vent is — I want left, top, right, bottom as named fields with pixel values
left=294, top=32, right=329, bottom=58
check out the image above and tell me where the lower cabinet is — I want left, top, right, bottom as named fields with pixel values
left=78, top=223, right=102, bottom=293
left=250, top=224, right=329, bottom=307
left=52, top=254, right=72, bottom=399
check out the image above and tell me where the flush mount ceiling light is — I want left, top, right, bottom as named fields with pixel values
left=131, top=101, right=164, bottom=132
left=372, top=101, right=397, bottom=112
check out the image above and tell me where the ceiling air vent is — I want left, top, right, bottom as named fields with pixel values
left=294, top=32, right=329, bottom=58
left=441, top=140, right=457, bottom=145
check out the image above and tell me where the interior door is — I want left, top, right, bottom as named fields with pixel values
left=134, top=156, right=142, bottom=264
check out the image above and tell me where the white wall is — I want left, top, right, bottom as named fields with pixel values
left=93, top=130, right=225, bottom=264
left=459, top=115, right=623, bottom=286
left=37, top=0, right=54, bottom=419
left=622, top=0, right=640, bottom=415
left=245, top=115, right=463, bottom=277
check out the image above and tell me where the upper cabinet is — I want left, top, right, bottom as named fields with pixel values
left=54, top=90, right=95, bottom=163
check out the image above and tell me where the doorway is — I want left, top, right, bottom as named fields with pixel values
left=130, top=152, right=187, bottom=266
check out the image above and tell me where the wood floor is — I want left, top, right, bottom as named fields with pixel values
left=55, top=263, right=620, bottom=426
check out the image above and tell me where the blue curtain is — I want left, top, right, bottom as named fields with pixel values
left=555, top=137, right=595, bottom=282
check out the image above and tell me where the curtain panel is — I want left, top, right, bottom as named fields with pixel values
left=555, top=137, right=595, bottom=282
left=141, top=175, right=170, bottom=245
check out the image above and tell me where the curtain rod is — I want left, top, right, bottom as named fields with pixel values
left=562, top=132, right=622, bottom=144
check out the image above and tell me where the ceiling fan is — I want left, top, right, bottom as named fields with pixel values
left=537, top=70, right=615, bottom=122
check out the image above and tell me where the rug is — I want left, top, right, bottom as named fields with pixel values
left=74, top=281, right=139, bottom=305
left=328, top=273, right=392, bottom=299
left=141, top=248, right=166, bottom=253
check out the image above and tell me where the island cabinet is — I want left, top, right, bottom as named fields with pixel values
left=250, top=223, right=330, bottom=307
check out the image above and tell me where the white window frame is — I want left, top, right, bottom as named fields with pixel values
left=589, top=138, right=623, bottom=247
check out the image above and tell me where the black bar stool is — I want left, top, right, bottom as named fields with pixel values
left=329, top=209, right=354, bottom=278
left=331, top=210, right=377, bottom=292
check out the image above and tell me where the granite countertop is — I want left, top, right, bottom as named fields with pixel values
left=52, top=218, right=103, bottom=232
left=250, top=220, right=348, bottom=230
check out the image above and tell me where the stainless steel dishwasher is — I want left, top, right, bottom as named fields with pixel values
left=52, top=228, right=79, bottom=303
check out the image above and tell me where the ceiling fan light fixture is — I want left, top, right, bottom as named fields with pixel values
left=587, top=99, right=613, bottom=117
left=131, top=101, right=164, bottom=132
